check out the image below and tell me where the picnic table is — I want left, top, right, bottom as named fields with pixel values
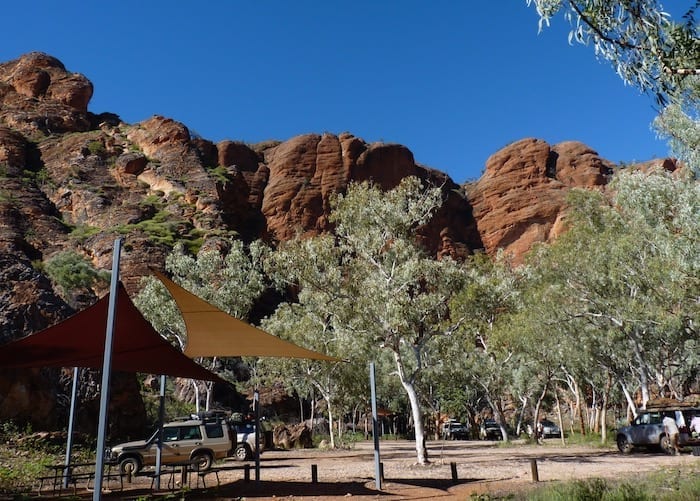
left=36, top=461, right=124, bottom=495
left=150, top=458, right=201, bottom=491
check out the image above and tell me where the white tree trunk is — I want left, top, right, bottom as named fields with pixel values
left=516, top=395, right=528, bottom=436
left=326, top=396, right=336, bottom=449
left=554, top=385, right=565, bottom=446
left=191, top=380, right=201, bottom=413
left=619, top=380, right=638, bottom=419
left=394, top=352, right=428, bottom=464
left=630, top=334, right=651, bottom=408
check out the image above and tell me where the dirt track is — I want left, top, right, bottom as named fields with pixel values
left=93, top=438, right=699, bottom=500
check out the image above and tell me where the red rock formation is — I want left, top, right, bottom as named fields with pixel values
left=466, top=138, right=613, bottom=264
left=0, top=52, right=93, bottom=135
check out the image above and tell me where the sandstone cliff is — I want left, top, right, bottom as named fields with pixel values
left=0, top=52, right=677, bottom=434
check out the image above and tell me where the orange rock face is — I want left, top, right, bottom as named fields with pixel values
left=466, top=138, right=614, bottom=264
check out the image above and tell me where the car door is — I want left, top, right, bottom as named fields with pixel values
left=171, top=425, right=204, bottom=460
left=629, top=412, right=662, bottom=445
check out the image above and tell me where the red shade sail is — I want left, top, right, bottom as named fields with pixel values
left=0, top=283, right=223, bottom=382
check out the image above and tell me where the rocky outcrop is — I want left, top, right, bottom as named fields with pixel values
left=260, top=132, right=479, bottom=256
left=0, top=52, right=93, bottom=135
left=466, top=138, right=614, bottom=264
left=272, top=422, right=313, bottom=449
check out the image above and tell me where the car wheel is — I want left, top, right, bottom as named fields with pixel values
left=191, top=451, right=213, bottom=471
left=660, top=435, right=674, bottom=455
left=119, top=456, right=141, bottom=475
left=617, top=435, right=633, bottom=454
left=235, top=444, right=252, bottom=461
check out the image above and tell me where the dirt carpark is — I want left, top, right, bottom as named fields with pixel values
left=91, top=438, right=699, bottom=500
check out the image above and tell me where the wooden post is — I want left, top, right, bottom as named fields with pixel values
left=530, top=458, right=539, bottom=482
left=450, top=462, right=458, bottom=483
left=311, top=464, right=318, bottom=484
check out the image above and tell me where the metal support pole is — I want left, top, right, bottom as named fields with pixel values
left=154, top=374, right=166, bottom=489
left=254, top=389, right=260, bottom=483
left=63, top=367, right=80, bottom=488
left=370, top=362, right=382, bottom=490
left=92, top=238, right=123, bottom=501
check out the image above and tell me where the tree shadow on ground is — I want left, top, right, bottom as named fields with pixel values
left=182, top=479, right=386, bottom=498
left=384, top=477, right=485, bottom=490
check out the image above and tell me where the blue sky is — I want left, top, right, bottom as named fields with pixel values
left=2, top=1, right=671, bottom=183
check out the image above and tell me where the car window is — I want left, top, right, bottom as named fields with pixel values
left=163, top=427, right=180, bottom=442
left=180, top=425, right=202, bottom=440
left=238, top=423, right=255, bottom=433
left=205, top=423, right=224, bottom=438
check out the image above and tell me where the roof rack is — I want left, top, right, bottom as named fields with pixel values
left=645, top=398, right=700, bottom=411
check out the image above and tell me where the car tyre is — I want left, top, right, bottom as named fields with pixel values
left=119, top=456, right=141, bottom=475
left=235, top=444, right=252, bottom=461
left=617, top=435, right=633, bottom=454
left=191, top=451, right=213, bottom=471
left=659, top=435, right=674, bottom=455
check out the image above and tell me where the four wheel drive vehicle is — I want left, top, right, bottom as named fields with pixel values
left=441, top=420, right=470, bottom=440
left=616, top=401, right=700, bottom=455
left=538, top=419, right=561, bottom=438
left=106, top=413, right=266, bottom=474
left=479, top=419, right=502, bottom=440
left=232, top=421, right=266, bottom=460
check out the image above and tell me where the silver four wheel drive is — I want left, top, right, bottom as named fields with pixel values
left=616, top=403, right=700, bottom=455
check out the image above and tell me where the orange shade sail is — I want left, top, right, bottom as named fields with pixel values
left=152, top=271, right=338, bottom=362
left=0, top=283, right=224, bottom=382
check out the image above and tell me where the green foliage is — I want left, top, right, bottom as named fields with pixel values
left=43, top=250, right=109, bottom=299
left=86, top=140, right=106, bottom=157
left=520, top=171, right=699, bottom=410
left=527, top=1, right=700, bottom=175
left=261, top=177, right=470, bottom=458
left=0, top=190, right=13, bottom=204
left=524, top=469, right=700, bottom=501
left=0, top=439, right=95, bottom=495
left=138, top=193, right=166, bottom=211
left=564, top=431, right=615, bottom=448
left=68, top=224, right=101, bottom=243
left=135, top=238, right=269, bottom=407
left=527, top=478, right=650, bottom=501
left=206, top=165, right=232, bottom=185
left=115, top=210, right=205, bottom=250
left=21, top=166, right=53, bottom=188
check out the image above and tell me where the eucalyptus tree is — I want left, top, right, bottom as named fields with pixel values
left=135, top=239, right=268, bottom=410
left=527, top=1, right=700, bottom=175
left=443, top=252, right=524, bottom=441
left=524, top=171, right=699, bottom=414
left=262, top=177, right=469, bottom=464
left=258, top=234, right=371, bottom=448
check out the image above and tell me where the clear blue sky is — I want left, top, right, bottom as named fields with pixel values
left=2, top=1, right=671, bottom=183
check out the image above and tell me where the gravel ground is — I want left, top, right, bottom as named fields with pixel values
left=23, top=438, right=700, bottom=500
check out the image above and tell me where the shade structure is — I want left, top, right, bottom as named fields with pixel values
left=0, top=282, right=223, bottom=383
left=152, top=271, right=338, bottom=361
